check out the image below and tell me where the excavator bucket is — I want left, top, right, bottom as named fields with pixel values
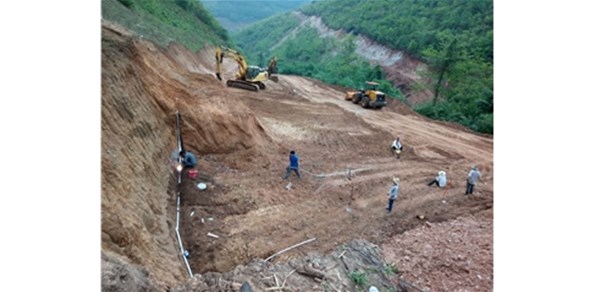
left=215, top=73, right=222, bottom=81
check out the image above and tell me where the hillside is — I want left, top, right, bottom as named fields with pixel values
left=234, top=0, right=493, bottom=133
left=101, top=0, right=231, bottom=51
left=232, top=12, right=406, bottom=100
left=101, top=18, right=493, bottom=292
left=202, top=0, right=312, bottom=32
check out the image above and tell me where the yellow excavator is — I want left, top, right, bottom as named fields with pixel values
left=215, top=47, right=278, bottom=92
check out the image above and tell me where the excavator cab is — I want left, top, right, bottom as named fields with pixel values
left=246, top=66, right=265, bottom=80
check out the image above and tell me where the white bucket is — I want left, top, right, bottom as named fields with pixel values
left=197, top=182, right=207, bottom=190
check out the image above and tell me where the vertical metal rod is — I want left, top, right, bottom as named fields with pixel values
left=176, top=111, right=184, bottom=153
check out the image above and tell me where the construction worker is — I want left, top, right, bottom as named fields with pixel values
left=428, top=171, right=447, bottom=188
left=386, top=177, right=400, bottom=213
left=391, top=137, right=403, bottom=158
left=465, top=165, right=481, bottom=195
left=179, top=150, right=197, bottom=168
left=283, top=150, right=301, bottom=179
left=268, top=57, right=277, bottom=74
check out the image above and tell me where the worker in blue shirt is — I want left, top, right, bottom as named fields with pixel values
left=180, top=150, right=197, bottom=168
left=283, top=150, right=301, bottom=179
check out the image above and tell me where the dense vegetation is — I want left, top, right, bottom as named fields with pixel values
left=301, top=0, right=492, bottom=62
left=302, top=0, right=493, bottom=133
left=102, top=0, right=232, bottom=51
left=236, top=0, right=493, bottom=133
left=233, top=13, right=403, bottom=99
left=202, top=0, right=311, bottom=31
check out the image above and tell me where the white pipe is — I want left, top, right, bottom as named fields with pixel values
left=173, top=111, right=194, bottom=278
left=175, top=189, right=193, bottom=277
left=264, top=237, right=317, bottom=262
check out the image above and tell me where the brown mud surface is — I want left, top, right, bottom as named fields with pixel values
left=102, top=21, right=493, bottom=291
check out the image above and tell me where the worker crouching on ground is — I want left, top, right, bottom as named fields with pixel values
left=179, top=150, right=197, bottom=168
left=428, top=171, right=447, bottom=188
left=386, top=177, right=400, bottom=213
left=465, top=165, right=481, bottom=195
left=283, top=150, right=301, bottom=179
left=391, top=137, right=403, bottom=159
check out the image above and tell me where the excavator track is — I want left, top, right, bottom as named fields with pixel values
left=255, top=81, right=266, bottom=90
left=227, top=80, right=259, bottom=92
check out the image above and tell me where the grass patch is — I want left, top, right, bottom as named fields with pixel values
left=102, top=0, right=232, bottom=51
left=384, top=263, right=398, bottom=276
left=349, top=270, right=369, bottom=287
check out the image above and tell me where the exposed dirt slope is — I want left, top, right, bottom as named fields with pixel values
left=289, top=11, right=433, bottom=104
left=383, top=210, right=493, bottom=291
left=101, top=21, right=272, bottom=290
left=101, top=20, right=493, bottom=292
left=102, top=22, right=184, bottom=290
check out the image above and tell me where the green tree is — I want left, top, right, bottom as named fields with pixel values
left=236, top=0, right=493, bottom=133
left=421, top=32, right=464, bottom=104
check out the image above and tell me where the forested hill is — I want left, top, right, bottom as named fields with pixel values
left=202, top=0, right=312, bottom=32
left=102, top=0, right=232, bottom=51
left=234, top=0, right=493, bottom=134
left=302, top=0, right=492, bottom=62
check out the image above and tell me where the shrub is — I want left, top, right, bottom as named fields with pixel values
left=384, top=263, right=399, bottom=275
left=349, top=270, right=369, bottom=287
left=118, top=0, right=134, bottom=9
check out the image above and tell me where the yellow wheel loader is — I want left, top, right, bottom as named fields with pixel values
left=345, top=81, right=388, bottom=109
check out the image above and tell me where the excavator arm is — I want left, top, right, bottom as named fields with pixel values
left=215, top=46, right=249, bottom=81
left=215, top=47, right=223, bottom=81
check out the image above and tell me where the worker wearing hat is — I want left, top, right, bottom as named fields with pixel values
left=427, top=170, right=447, bottom=188
left=465, top=165, right=481, bottom=195
left=386, top=177, right=400, bottom=213
left=391, top=137, right=403, bottom=159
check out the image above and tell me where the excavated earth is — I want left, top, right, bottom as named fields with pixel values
left=101, top=21, right=493, bottom=292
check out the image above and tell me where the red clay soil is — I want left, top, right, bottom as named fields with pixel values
left=101, top=20, right=493, bottom=291
left=383, top=209, right=493, bottom=291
